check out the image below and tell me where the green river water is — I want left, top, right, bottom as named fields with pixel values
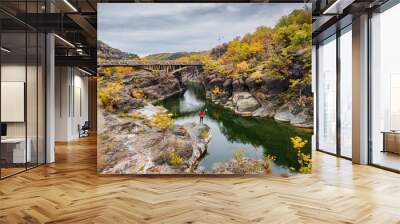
left=159, top=85, right=312, bottom=174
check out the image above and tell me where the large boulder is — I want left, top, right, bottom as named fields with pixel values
left=122, top=70, right=158, bottom=88
left=232, top=79, right=246, bottom=92
left=223, top=78, right=233, bottom=92
left=142, top=73, right=181, bottom=100
left=261, top=77, right=289, bottom=94
left=232, top=92, right=260, bottom=113
left=245, top=77, right=256, bottom=89
left=290, top=111, right=313, bottom=128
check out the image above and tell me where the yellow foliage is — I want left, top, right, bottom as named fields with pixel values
left=290, top=136, right=312, bottom=174
left=264, top=154, right=276, bottom=162
left=151, top=111, right=174, bottom=130
left=249, top=40, right=264, bottom=55
left=211, top=86, right=223, bottom=96
left=200, top=130, right=209, bottom=139
left=298, top=152, right=312, bottom=174
left=99, top=67, right=136, bottom=79
left=291, top=136, right=308, bottom=150
left=250, top=71, right=264, bottom=83
left=98, top=82, right=123, bottom=112
left=131, top=111, right=144, bottom=120
left=114, top=66, right=136, bottom=75
left=176, top=57, right=192, bottom=62
left=131, top=88, right=145, bottom=99
left=169, top=150, right=184, bottom=166
left=236, top=61, right=249, bottom=73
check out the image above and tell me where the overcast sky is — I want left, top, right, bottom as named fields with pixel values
left=98, top=3, right=308, bottom=56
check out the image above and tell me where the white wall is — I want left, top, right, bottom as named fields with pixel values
left=55, top=67, right=89, bottom=141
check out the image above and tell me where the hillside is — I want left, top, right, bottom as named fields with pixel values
left=143, top=51, right=208, bottom=61
left=178, top=8, right=313, bottom=127
left=97, top=40, right=139, bottom=61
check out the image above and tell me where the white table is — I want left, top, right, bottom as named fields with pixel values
left=1, top=138, right=31, bottom=163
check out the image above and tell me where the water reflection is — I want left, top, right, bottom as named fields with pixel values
left=160, top=85, right=312, bottom=173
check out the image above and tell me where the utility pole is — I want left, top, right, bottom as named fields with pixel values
left=218, top=35, right=223, bottom=58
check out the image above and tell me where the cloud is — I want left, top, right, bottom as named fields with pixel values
left=98, top=3, right=308, bottom=56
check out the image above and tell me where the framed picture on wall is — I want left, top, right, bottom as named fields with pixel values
left=97, top=3, right=313, bottom=175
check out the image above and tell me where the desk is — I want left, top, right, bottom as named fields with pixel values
left=382, top=131, right=400, bottom=154
left=1, top=138, right=31, bottom=163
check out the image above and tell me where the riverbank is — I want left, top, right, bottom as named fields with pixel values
left=201, top=73, right=313, bottom=129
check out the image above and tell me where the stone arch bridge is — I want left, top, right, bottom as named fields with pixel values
left=98, top=60, right=203, bottom=83
left=98, top=60, right=202, bottom=73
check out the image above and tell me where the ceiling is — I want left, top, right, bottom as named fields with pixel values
left=2, top=0, right=391, bottom=72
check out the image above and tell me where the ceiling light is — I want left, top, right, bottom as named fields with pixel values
left=63, top=0, right=78, bottom=12
left=1, top=47, right=11, bottom=53
left=78, top=68, right=92, bottom=76
left=54, top=34, right=75, bottom=48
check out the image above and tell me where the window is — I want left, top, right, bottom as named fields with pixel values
left=317, top=35, right=337, bottom=154
left=339, top=26, right=352, bottom=158
left=370, top=3, right=400, bottom=171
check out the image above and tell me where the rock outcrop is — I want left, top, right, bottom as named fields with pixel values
left=98, top=108, right=211, bottom=174
left=97, top=67, right=212, bottom=174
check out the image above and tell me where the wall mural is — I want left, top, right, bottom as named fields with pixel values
left=97, top=3, right=313, bottom=175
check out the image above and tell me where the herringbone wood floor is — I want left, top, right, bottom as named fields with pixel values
left=1, top=135, right=400, bottom=224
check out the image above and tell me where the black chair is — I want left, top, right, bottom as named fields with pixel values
left=78, top=121, right=90, bottom=138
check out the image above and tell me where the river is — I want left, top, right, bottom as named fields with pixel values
left=159, top=84, right=312, bottom=174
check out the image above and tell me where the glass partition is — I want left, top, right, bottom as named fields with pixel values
left=0, top=2, right=46, bottom=179
left=317, top=35, right=337, bottom=154
left=370, top=3, right=400, bottom=171
left=1, top=31, right=28, bottom=177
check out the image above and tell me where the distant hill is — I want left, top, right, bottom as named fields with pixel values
left=143, top=51, right=208, bottom=61
left=97, top=40, right=139, bottom=61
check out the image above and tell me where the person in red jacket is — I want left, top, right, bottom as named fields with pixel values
left=198, top=110, right=205, bottom=124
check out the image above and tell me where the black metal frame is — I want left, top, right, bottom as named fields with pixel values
left=0, top=0, right=47, bottom=180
